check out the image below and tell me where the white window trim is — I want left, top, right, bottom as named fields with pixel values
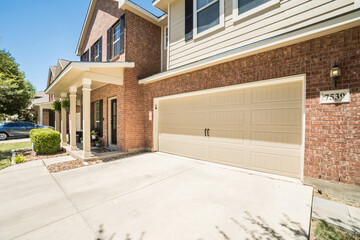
left=164, top=26, right=168, bottom=50
left=233, top=0, right=279, bottom=24
left=193, top=0, right=224, bottom=40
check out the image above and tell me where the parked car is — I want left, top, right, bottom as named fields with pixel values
left=0, top=121, right=53, bottom=140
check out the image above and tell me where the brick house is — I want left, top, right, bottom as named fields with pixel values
left=45, top=0, right=360, bottom=200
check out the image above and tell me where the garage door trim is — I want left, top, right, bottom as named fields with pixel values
left=153, top=74, right=306, bottom=181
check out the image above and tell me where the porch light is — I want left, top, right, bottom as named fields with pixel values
left=330, top=65, right=340, bottom=88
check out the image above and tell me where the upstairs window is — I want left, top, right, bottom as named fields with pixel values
left=193, top=0, right=224, bottom=38
left=185, top=0, right=193, bottom=41
left=112, top=17, right=124, bottom=56
left=107, top=15, right=125, bottom=61
left=81, top=50, right=89, bottom=62
left=233, top=0, right=279, bottom=22
left=94, top=41, right=101, bottom=62
left=91, top=37, right=102, bottom=62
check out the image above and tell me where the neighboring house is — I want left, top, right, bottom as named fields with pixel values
left=45, top=0, right=360, bottom=198
left=28, top=91, right=55, bottom=127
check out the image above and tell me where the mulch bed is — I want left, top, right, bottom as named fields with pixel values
left=14, top=148, right=69, bottom=162
left=47, top=159, right=101, bottom=173
left=47, top=151, right=149, bottom=173
left=101, top=150, right=149, bottom=162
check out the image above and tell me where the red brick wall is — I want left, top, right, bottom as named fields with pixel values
left=80, top=0, right=125, bottom=62
left=122, top=10, right=161, bottom=151
left=143, top=26, right=360, bottom=186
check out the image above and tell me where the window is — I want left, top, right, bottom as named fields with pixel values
left=81, top=50, right=89, bottom=62
left=95, top=101, right=101, bottom=131
left=164, top=27, right=168, bottom=49
left=23, top=122, right=35, bottom=127
left=233, top=0, right=279, bottom=22
left=193, top=0, right=224, bottom=38
left=91, top=100, right=103, bottom=136
left=108, top=15, right=125, bottom=60
left=185, top=0, right=193, bottom=40
left=94, top=41, right=101, bottom=62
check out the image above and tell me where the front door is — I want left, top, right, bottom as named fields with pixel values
left=111, top=99, right=117, bottom=145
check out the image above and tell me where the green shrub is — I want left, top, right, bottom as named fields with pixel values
left=14, top=154, right=25, bottom=164
left=30, top=129, right=61, bottom=154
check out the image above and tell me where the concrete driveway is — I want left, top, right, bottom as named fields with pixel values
left=0, top=152, right=313, bottom=240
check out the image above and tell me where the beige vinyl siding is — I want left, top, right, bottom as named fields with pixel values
left=168, top=0, right=355, bottom=69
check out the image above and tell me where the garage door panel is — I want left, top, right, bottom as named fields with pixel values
left=251, top=82, right=302, bottom=103
left=158, top=80, right=303, bottom=178
left=208, top=130, right=244, bottom=142
left=159, top=134, right=207, bottom=159
left=159, top=126, right=205, bottom=137
left=210, top=89, right=244, bottom=107
left=250, top=151, right=300, bottom=176
left=208, top=147, right=246, bottom=166
left=159, top=111, right=207, bottom=125
left=251, top=108, right=302, bottom=125
left=160, top=95, right=208, bottom=110
left=251, top=131, right=301, bottom=149
left=209, top=110, right=244, bottom=125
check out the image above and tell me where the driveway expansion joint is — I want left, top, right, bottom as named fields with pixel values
left=47, top=168, right=96, bottom=235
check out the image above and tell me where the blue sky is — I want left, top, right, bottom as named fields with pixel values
left=0, top=0, right=163, bottom=92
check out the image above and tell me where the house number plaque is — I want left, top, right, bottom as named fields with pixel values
left=319, top=89, right=350, bottom=104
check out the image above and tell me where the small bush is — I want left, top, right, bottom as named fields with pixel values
left=14, top=154, right=25, bottom=164
left=30, top=129, right=61, bottom=154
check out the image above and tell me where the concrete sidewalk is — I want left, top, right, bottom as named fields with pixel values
left=0, top=138, right=30, bottom=144
left=312, top=197, right=360, bottom=235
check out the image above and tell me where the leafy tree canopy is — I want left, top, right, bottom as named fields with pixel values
left=0, top=49, right=35, bottom=116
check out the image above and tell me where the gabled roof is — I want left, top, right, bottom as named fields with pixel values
left=75, top=0, right=167, bottom=56
left=55, top=59, right=71, bottom=78
left=50, top=66, right=56, bottom=77
left=47, top=65, right=57, bottom=87
left=29, top=91, right=50, bottom=108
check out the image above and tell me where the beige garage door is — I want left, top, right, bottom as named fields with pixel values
left=158, top=81, right=303, bottom=178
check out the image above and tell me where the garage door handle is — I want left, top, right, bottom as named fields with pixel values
left=207, top=128, right=210, bottom=137
left=204, top=128, right=207, bottom=136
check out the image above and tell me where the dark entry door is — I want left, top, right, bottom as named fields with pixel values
left=111, top=99, right=117, bottom=145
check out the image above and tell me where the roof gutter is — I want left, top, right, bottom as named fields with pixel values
left=139, top=10, right=360, bottom=85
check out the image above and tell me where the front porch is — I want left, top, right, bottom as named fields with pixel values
left=62, top=144, right=126, bottom=161
left=45, top=61, right=135, bottom=160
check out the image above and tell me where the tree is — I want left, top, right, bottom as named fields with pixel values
left=0, top=50, right=35, bottom=116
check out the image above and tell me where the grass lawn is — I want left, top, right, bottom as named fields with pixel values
left=310, top=219, right=359, bottom=240
left=0, top=141, right=32, bottom=170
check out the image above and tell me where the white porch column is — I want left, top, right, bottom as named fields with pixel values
left=69, top=86, right=77, bottom=150
left=60, top=92, right=68, bottom=146
left=82, top=79, right=92, bottom=156
left=54, top=97, right=61, bottom=132
left=39, top=106, right=43, bottom=125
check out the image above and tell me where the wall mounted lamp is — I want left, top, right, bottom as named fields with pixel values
left=330, top=65, right=341, bottom=88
